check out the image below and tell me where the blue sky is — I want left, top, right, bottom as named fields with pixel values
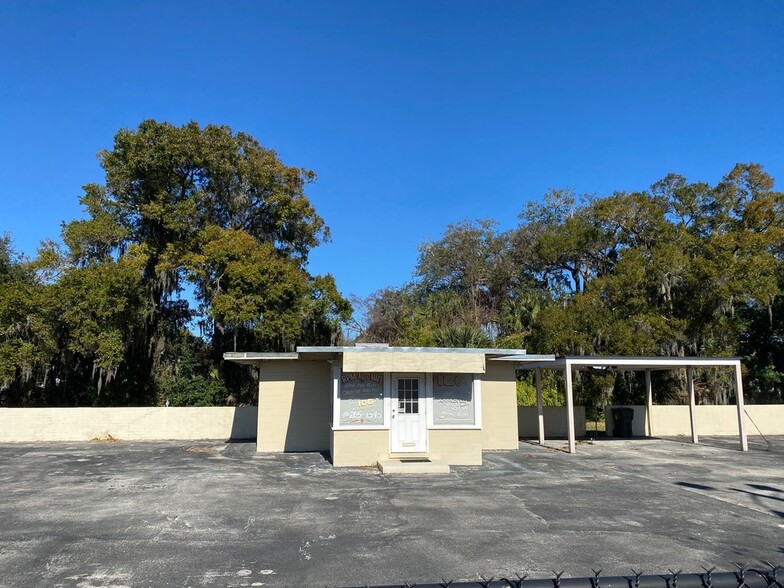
left=1, top=1, right=782, bottom=303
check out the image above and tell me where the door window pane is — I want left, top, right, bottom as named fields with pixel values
left=397, top=378, right=419, bottom=414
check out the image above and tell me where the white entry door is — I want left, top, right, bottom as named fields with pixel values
left=390, top=375, right=427, bottom=453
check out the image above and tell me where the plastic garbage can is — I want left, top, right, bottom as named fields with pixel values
left=611, top=407, right=635, bottom=437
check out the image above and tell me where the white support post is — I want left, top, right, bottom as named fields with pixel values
left=645, top=369, right=653, bottom=437
left=535, top=368, right=545, bottom=445
left=564, top=361, right=576, bottom=454
left=687, top=366, right=698, bottom=444
left=733, top=362, right=749, bottom=452
left=256, top=366, right=264, bottom=447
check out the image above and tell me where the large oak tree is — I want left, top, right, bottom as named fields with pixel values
left=0, top=121, right=350, bottom=406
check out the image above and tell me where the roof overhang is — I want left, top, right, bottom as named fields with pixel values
left=517, top=356, right=742, bottom=371
left=223, top=349, right=739, bottom=373
left=222, top=352, right=299, bottom=365
left=223, top=346, right=536, bottom=369
left=488, top=353, right=556, bottom=363
left=296, top=346, right=528, bottom=356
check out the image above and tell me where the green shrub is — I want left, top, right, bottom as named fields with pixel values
left=516, top=379, right=563, bottom=406
left=433, top=325, right=492, bottom=348
left=157, top=375, right=229, bottom=407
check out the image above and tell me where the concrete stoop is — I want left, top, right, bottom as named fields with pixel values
left=376, top=458, right=451, bottom=474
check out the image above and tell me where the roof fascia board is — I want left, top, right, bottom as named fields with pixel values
left=223, top=352, right=299, bottom=363
left=490, top=354, right=556, bottom=362
left=563, top=357, right=740, bottom=369
left=517, top=356, right=741, bottom=371
left=516, top=360, right=565, bottom=370
left=296, top=346, right=527, bottom=355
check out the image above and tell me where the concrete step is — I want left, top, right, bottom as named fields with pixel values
left=377, top=458, right=451, bottom=474
left=388, top=452, right=431, bottom=460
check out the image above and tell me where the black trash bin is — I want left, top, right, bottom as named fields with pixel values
left=611, top=407, right=635, bottom=437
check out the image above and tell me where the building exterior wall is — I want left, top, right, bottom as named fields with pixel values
left=330, top=429, right=388, bottom=466
left=604, top=404, right=784, bottom=437
left=257, top=360, right=331, bottom=452
left=0, top=406, right=257, bottom=442
left=480, top=362, right=519, bottom=449
left=517, top=406, right=587, bottom=438
left=428, top=428, right=482, bottom=465
left=342, top=351, right=484, bottom=373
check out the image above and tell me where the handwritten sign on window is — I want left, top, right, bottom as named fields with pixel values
left=339, top=372, right=384, bottom=426
left=432, top=373, right=474, bottom=425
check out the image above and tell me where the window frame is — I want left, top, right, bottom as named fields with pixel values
left=426, top=372, right=483, bottom=430
left=331, top=366, right=391, bottom=431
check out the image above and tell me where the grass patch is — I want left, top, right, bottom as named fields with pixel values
left=91, top=433, right=120, bottom=443
left=587, top=419, right=606, bottom=433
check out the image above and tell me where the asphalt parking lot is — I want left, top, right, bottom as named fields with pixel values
left=0, top=436, right=782, bottom=588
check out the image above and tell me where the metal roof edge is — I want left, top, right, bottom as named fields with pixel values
left=556, top=355, right=742, bottom=362
left=296, top=346, right=527, bottom=355
left=489, top=354, right=556, bottom=362
left=515, top=356, right=743, bottom=371
left=223, top=352, right=299, bottom=363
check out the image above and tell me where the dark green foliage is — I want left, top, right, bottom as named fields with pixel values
left=157, top=376, right=229, bottom=407
left=0, top=121, right=351, bottom=407
left=361, top=163, right=784, bottom=407
left=516, top=371, right=562, bottom=407
left=433, top=325, right=492, bottom=348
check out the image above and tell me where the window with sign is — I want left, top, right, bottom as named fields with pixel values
left=339, top=372, right=384, bottom=426
left=432, top=373, right=476, bottom=426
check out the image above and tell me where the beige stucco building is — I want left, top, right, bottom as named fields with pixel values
left=225, top=345, right=553, bottom=467
left=224, top=347, right=750, bottom=467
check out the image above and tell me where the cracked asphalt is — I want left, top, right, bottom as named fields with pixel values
left=0, top=436, right=782, bottom=587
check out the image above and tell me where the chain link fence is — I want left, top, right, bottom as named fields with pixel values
left=343, top=563, right=783, bottom=588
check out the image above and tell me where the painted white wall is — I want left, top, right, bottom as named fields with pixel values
left=517, top=406, right=587, bottom=438
left=0, top=406, right=257, bottom=442
left=604, top=404, right=784, bottom=437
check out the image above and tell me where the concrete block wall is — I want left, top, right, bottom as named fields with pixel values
left=517, top=406, right=587, bottom=438
left=481, top=362, right=519, bottom=449
left=257, top=360, right=331, bottom=452
left=604, top=404, right=784, bottom=437
left=0, top=406, right=257, bottom=442
left=330, top=429, right=388, bottom=467
left=428, top=428, right=482, bottom=465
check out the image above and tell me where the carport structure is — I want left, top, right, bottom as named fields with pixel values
left=517, top=356, right=748, bottom=454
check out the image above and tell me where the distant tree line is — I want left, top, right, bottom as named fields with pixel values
left=356, top=164, right=783, bottom=406
left=2, top=121, right=781, bottom=409
left=0, top=121, right=351, bottom=407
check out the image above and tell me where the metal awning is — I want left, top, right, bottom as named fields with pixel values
left=517, top=356, right=747, bottom=455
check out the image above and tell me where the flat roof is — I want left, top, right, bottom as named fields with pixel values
left=518, top=355, right=742, bottom=371
left=223, top=350, right=741, bottom=370
left=296, top=345, right=528, bottom=355
left=224, top=346, right=545, bottom=364
left=223, top=352, right=299, bottom=364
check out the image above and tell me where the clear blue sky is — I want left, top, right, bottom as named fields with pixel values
left=1, top=1, right=782, bottom=302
